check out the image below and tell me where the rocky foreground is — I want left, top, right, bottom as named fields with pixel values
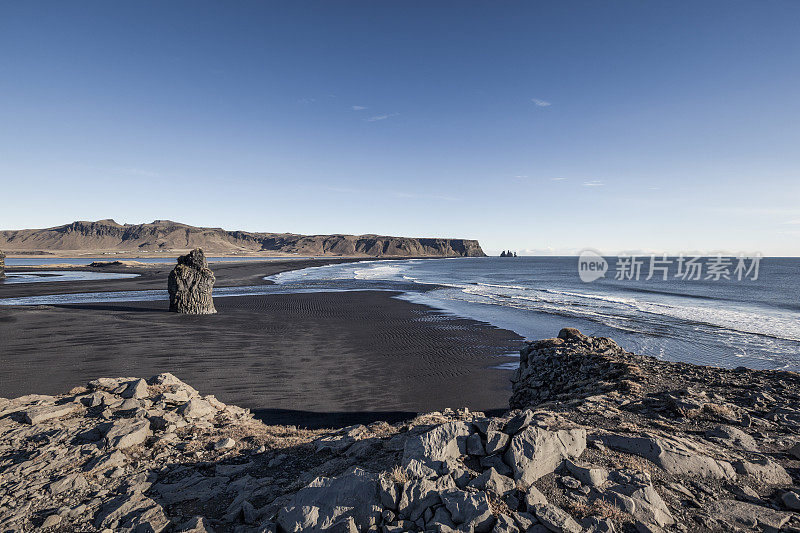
left=1, top=329, right=799, bottom=532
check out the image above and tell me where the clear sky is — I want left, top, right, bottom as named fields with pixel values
left=1, top=2, right=799, bottom=255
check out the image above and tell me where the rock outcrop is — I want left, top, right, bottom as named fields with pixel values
left=1, top=331, right=799, bottom=532
left=0, top=220, right=487, bottom=257
left=0, top=249, right=4, bottom=279
left=167, top=249, right=216, bottom=314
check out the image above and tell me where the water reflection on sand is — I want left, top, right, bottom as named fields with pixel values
left=1, top=271, right=141, bottom=284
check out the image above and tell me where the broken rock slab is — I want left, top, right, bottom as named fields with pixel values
left=504, top=426, right=586, bottom=487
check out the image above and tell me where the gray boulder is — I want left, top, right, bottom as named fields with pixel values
left=709, top=499, right=790, bottom=531
left=402, top=420, right=471, bottom=472
left=439, top=488, right=494, bottom=532
left=602, top=433, right=735, bottom=479
left=504, top=426, right=586, bottom=487
left=277, top=467, right=381, bottom=532
left=532, top=502, right=582, bottom=533
left=103, top=418, right=152, bottom=449
left=168, top=248, right=216, bottom=314
left=0, top=249, right=5, bottom=279
left=733, top=456, right=792, bottom=485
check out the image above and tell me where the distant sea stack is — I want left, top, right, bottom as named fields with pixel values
left=167, top=249, right=216, bottom=315
left=0, top=220, right=486, bottom=257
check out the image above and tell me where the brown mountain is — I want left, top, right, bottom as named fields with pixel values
left=0, top=220, right=486, bottom=257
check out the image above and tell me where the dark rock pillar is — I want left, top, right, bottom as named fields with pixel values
left=167, top=249, right=216, bottom=314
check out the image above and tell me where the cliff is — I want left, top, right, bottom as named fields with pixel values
left=0, top=220, right=486, bottom=257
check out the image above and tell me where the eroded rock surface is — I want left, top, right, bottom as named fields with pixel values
left=1, top=329, right=799, bottom=532
left=167, top=248, right=216, bottom=314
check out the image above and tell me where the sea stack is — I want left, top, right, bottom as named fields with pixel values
left=167, top=248, right=216, bottom=314
left=0, top=249, right=5, bottom=279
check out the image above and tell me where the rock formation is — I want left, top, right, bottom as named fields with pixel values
left=0, top=249, right=4, bottom=279
left=1, top=330, right=799, bottom=531
left=167, top=249, right=216, bottom=314
left=0, top=219, right=487, bottom=257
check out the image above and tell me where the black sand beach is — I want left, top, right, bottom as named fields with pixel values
left=0, top=259, right=523, bottom=428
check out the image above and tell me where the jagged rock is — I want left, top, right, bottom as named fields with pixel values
left=532, top=502, right=582, bottom=533
left=180, top=398, right=218, bottom=420
left=485, top=430, right=510, bottom=454
left=121, top=378, right=149, bottom=399
left=709, top=499, right=790, bottom=530
left=214, top=437, right=236, bottom=450
left=439, top=488, right=494, bottom=532
left=48, top=473, right=89, bottom=495
left=481, top=454, right=514, bottom=477
left=0, top=249, right=5, bottom=279
left=512, top=512, right=538, bottom=531
left=467, top=432, right=486, bottom=456
left=505, top=410, right=535, bottom=435
left=94, top=493, right=169, bottom=532
left=154, top=473, right=230, bottom=504
left=103, top=418, right=152, bottom=449
left=468, top=467, right=516, bottom=496
left=782, top=491, right=800, bottom=511
left=600, top=482, right=674, bottom=527
left=733, top=456, right=792, bottom=484
left=22, top=402, right=80, bottom=424
left=175, top=516, right=216, bottom=533
left=601, top=433, right=735, bottom=479
left=277, top=467, right=380, bottom=532
left=402, top=420, right=471, bottom=472
left=494, top=513, right=520, bottom=532
left=504, top=426, right=586, bottom=486
left=525, top=485, right=548, bottom=508
left=404, top=458, right=438, bottom=479
left=704, top=425, right=758, bottom=451
left=788, top=441, right=800, bottom=459
left=168, top=248, right=217, bottom=314
left=398, top=475, right=456, bottom=521
left=565, top=459, right=608, bottom=487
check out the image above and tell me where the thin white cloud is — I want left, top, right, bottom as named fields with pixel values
left=551, top=177, right=567, bottom=181
left=365, top=113, right=399, bottom=122
left=351, top=105, right=367, bottom=111
left=583, top=180, right=604, bottom=187
left=781, top=219, right=800, bottom=225
left=297, top=98, right=315, bottom=104
left=531, top=98, right=551, bottom=107
left=514, top=175, right=528, bottom=179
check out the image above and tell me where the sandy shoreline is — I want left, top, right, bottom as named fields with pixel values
left=0, top=259, right=523, bottom=428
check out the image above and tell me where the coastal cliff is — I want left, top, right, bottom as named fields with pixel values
left=0, top=220, right=486, bottom=257
left=1, top=330, right=799, bottom=532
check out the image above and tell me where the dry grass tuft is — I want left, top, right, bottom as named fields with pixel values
left=387, top=465, right=409, bottom=484
left=566, top=498, right=632, bottom=523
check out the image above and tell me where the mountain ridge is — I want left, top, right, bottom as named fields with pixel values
left=0, top=220, right=486, bottom=257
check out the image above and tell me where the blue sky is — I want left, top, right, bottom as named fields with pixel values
left=1, top=1, right=799, bottom=255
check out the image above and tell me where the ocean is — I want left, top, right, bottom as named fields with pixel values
left=270, top=257, right=800, bottom=372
